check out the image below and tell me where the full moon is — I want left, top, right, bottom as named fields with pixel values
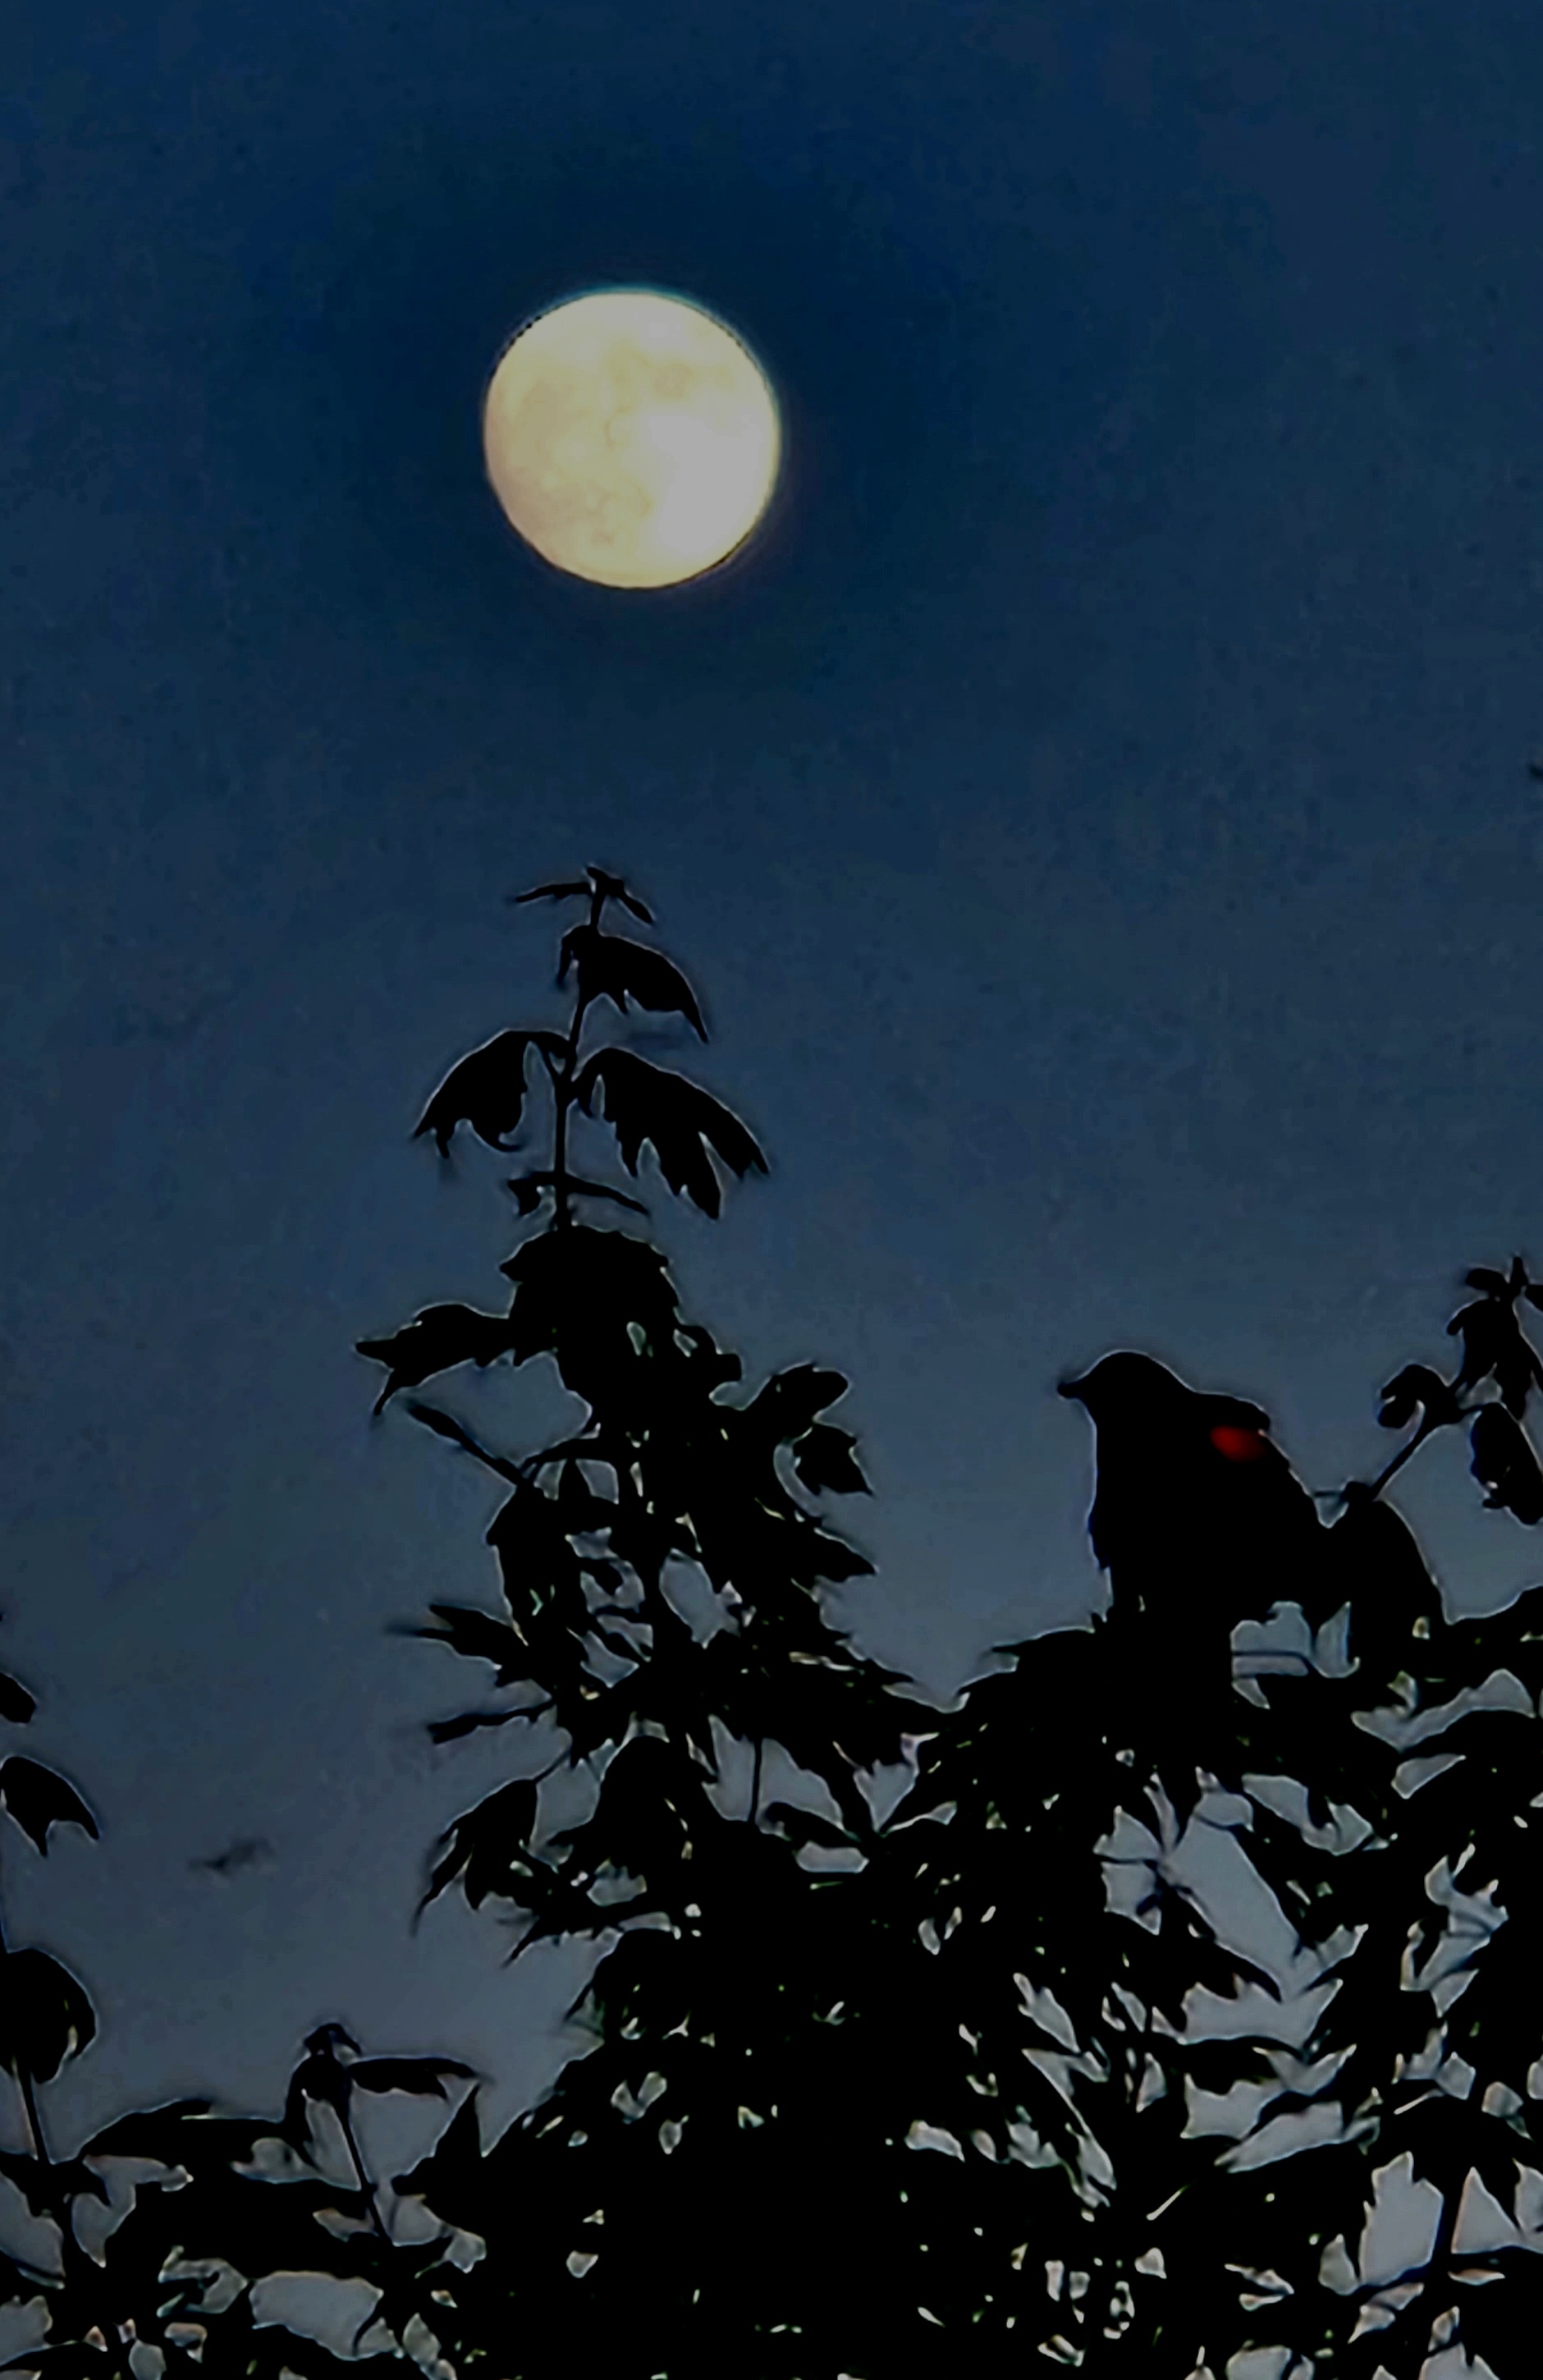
left=481, top=289, right=781, bottom=589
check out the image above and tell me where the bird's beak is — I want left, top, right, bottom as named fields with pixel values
left=1057, top=1373, right=1087, bottom=1403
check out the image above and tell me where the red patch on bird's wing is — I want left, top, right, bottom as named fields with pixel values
left=1209, top=1423, right=1268, bottom=1463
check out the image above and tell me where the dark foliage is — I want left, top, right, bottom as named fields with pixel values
left=361, top=880, right=1543, bottom=2375
left=2, top=869, right=1541, bottom=2378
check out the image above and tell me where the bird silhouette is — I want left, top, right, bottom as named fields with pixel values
left=1059, top=1351, right=1328, bottom=1646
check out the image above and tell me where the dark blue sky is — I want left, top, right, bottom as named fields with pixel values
left=5, top=0, right=1543, bottom=2165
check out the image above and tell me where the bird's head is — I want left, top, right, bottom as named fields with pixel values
left=1060, top=1351, right=1275, bottom=1457
left=1057, top=1350, right=1191, bottom=1419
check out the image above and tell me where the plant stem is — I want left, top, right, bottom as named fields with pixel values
left=547, top=882, right=610, bottom=1231
left=16, top=2065, right=49, bottom=2168
left=1367, top=1412, right=1443, bottom=1502
left=0, top=1857, right=48, bottom=2168
left=334, top=2091, right=394, bottom=2248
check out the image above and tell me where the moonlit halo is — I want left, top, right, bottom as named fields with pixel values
left=481, top=288, right=782, bottom=590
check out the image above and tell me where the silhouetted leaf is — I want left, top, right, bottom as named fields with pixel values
left=415, top=1777, right=546, bottom=1925
left=499, top=1223, right=681, bottom=1397
left=0, top=1675, right=34, bottom=1727
left=425, top=1704, right=532, bottom=1744
left=1376, top=1362, right=1461, bottom=1431
left=413, top=1029, right=568, bottom=1156
left=274, top=2029, right=364, bottom=2158
left=0, top=1947, right=96, bottom=2080
left=391, top=2085, right=486, bottom=2219
left=761, top=1802, right=855, bottom=1853
left=346, top=2055, right=478, bottom=2098
left=1448, top=1298, right=1543, bottom=1415
left=673, top=1322, right=744, bottom=1391
left=511, top=877, right=592, bottom=907
left=356, top=1305, right=518, bottom=1412
left=575, top=1047, right=766, bottom=1218
left=405, top=1602, right=532, bottom=1685
left=0, top=2337, right=143, bottom=2379
left=0, top=1757, right=98, bottom=1855
left=400, top=1401, right=522, bottom=1484
left=1327, top=1482, right=1444, bottom=1668
left=745, top=1364, right=851, bottom=1443
left=1470, top=1402, right=1543, bottom=1522
left=513, top=864, right=653, bottom=923
left=0, top=2144, right=110, bottom=2225
left=79, top=2096, right=217, bottom=2162
left=790, top=1421, right=870, bottom=1496
left=557, top=924, right=707, bottom=1038
left=304, top=2020, right=362, bottom=2058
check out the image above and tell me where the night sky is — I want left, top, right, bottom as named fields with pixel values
left=6, top=0, right=1543, bottom=2179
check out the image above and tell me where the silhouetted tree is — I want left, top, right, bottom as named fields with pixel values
left=0, top=1752, right=481, bottom=2380
left=7, top=870, right=1543, bottom=2380
left=364, top=880, right=1543, bottom=2378
left=360, top=864, right=940, bottom=2375
left=0, top=1334, right=496, bottom=2369
left=799, top=1261, right=1543, bottom=2374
